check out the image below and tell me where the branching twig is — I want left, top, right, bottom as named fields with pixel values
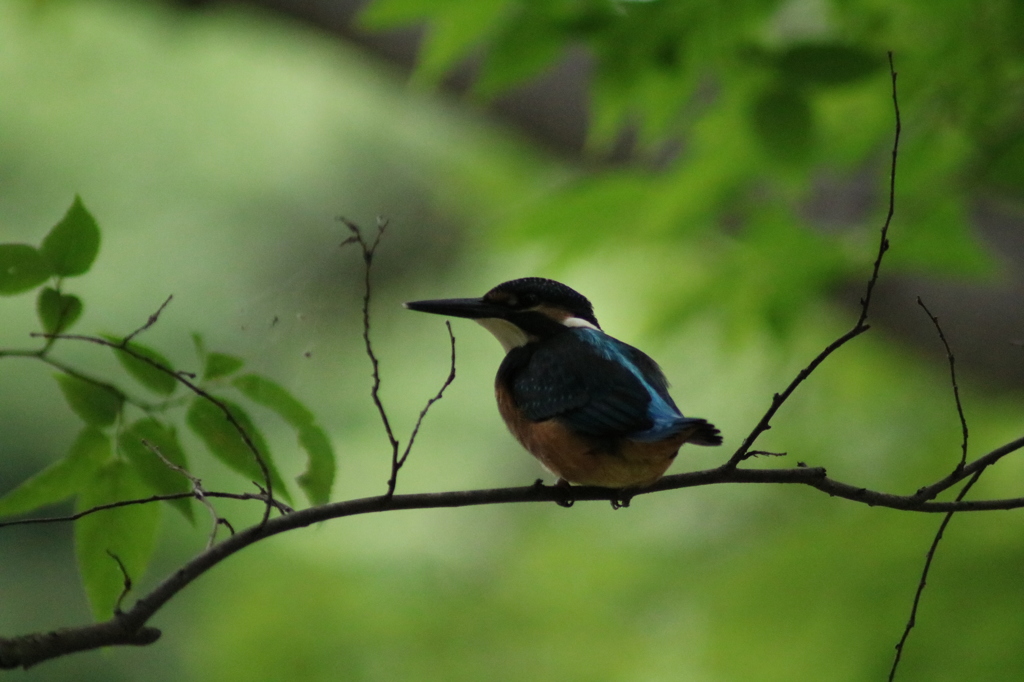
left=142, top=439, right=223, bottom=549
left=105, top=551, right=133, bottom=615
left=392, top=321, right=457, bottom=487
left=916, top=298, right=969, bottom=470
left=888, top=296, right=974, bottom=681
left=888, top=469, right=983, bottom=681
left=725, top=52, right=901, bottom=468
left=122, top=295, right=173, bottom=346
left=339, top=218, right=403, bottom=494
left=31, top=329, right=277, bottom=524
left=341, top=219, right=458, bottom=497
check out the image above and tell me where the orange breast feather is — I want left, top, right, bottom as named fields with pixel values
left=496, top=381, right=690, bottom=488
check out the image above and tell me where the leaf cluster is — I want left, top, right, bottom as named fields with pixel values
left=0, top=198, right=336, bottom=620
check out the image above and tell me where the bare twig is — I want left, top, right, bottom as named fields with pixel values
left=142, top=439, right=223, bottom=549
left=858, top=52, right=901, bottom=328
left=916, top=298, right=969, bottom=470
left=105, top=551, right=133, bottom=615
left=0, top=490, right=288, bottom=530
left=888, top=296, right=974, bottom=681
left=888, top=470, right=983, bottom=682
left=725, top=52, right=901, bottom=468
left=122, top=295, right=173, bottom=346
left=745, top=450, right=787, bottom=459
left=392, top=321, right=457, bottom=486
left=339, top=218, right=403, bottom=494
left=341, top=219, right=457, bottom=496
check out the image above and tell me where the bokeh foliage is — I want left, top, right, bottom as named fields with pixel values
left=365, top=0, right=1018, bottom=335
left=1, top=0, right=1023, bottom=680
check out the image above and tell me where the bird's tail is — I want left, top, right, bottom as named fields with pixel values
left=679, top=418, right=722, bottom=446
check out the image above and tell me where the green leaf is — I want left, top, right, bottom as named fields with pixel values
left=776, top=43, right=885, bottom=87
left=75, top=459, right=160, bottom=621
left=357, top=0, right=434, bottom=29
left=476, top=7, right=565, bottom=98
left=104, top=336, right=177, bottom=396
left=204, top=352, right=244, bottom=380
left=40, top=195, right=101, bottom=277
left=750, top=84, right=813, bottom=163
left=37, top=287, right=83, bottom=334
left=0, top=427, right=111, bottom=517
left=418, top=1, right=508, bottom=84
left=978, top=128, right=1024, bottom=202
left=296, top=425, right=335, bottom=506
left=186, top=397, right=290, bottom=501
left=0, top=244, right=52, bottom=296
left=889, top=196, right=995, bottom=276
left=55, top=374, right=124, bottom=427
left=233, top=374, right=314, bottom=428
left=118, top=419, right=194, bottom=523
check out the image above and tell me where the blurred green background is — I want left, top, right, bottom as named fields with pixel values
left=2, top=0, right=1024, bottom=679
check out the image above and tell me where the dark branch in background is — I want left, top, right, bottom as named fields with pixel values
left=888, top=297, right=974, bottom=681
left=725, top=51, right=901, bottom=468
left=31, top=326, right=278, bottom=524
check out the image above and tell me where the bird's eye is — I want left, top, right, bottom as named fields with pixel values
left=519, top=294, right=538, bottom=308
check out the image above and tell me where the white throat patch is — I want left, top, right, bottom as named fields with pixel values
left=475, top=318, right=532, bottom=353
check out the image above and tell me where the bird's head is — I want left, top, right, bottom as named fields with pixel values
left=405, top=277, right=600, bottom=352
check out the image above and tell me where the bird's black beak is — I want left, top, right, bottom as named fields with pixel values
left=404, top=297, right=505, bottom=320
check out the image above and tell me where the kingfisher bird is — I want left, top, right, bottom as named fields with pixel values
left=405, top=277, right=721, bottom=488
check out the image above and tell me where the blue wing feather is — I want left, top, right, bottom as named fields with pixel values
left=508, top=328, right=702, bottom=441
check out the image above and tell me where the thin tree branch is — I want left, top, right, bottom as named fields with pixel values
left=888, top=295, right=975, bottom=681
left=725, top=51, right=901, bottom=468
left=0, top=490, right=287, bottom=530
left=912, top=435, right=1024, bottom=502
left=341, top=219, right=458, bottom=497
left=31, top=330, right=277, bottom=524
left=122, top=295, right=173, bottom=346
left=858, top=51, right=901, bottom=328
left=105, top=550, right=133, bottom=615
left=339, top=218, right=403, bottom=495
left=888, top=469, right=983, bottom=682
left=395, top=320, right=457, bottom=473
left=916, top=297, right=969, bottom=470
left=2, top=427, right=1024, bottom=669
left=142, top=439, right=224, bottom=549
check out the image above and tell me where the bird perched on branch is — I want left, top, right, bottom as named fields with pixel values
left=405, top=277, right=721, bottom=488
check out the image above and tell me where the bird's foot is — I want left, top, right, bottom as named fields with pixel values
left=553, top=478, right=575, bottom=508
left=610, top=488, right=635, bottom=510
